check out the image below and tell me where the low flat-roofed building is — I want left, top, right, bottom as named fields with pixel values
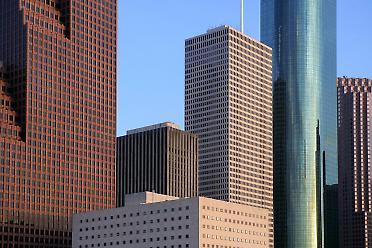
left=73, top=192, right=270, bottom=248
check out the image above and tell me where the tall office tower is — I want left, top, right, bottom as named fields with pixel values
left=116, top=122, right=198, bottom=207
left=185, top=26, right=273, bottom=245
left=0, top=1, right=117, bottom=247
left=338, top=77, right=372, bottom=248
left=261, top=0, right=337, bottom=247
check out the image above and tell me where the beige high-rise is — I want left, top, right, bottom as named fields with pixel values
left=185, top=25, right=273, bottom=245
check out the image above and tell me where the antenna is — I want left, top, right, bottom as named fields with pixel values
left=240, top=0, right=244, bottom=33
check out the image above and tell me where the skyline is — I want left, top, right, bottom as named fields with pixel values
left=0, top=1, right=367, bottom=247
left=118, top=0, right=372, bottom=135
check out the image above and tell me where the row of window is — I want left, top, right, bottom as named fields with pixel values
left=202, top=205, right=266, bottom=219
left=80, top=206, right=190, bottom=224
left=79, top=242, right=189, bottom=248
left=203, top=233, right=267, bottom=245
left=79, top=218, right=190, bottom=232
left=80, top=232, right=190, bottom=241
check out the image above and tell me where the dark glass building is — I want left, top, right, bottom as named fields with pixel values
left=324, top=184, right=339, bottom=248
left=0, top=1, right=117, bottom=247
left=261, top=0, right=337, bottom=247
left=116, top=122, right=198, bottom=207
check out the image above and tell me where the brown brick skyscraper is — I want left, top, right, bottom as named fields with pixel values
left=0, top=1, right=117, bottom=247
left=338, top=77, right=372, bottom=248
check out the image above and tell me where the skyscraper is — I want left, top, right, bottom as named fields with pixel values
left=116, top=122, right=198, bottom=206
left=261, top=0, right=337, bottom=247
left=0, top=1, right=117, bottom=247
left=338, top=77, right=372, bottom=248
left=185, top=25, right=273, bottom=246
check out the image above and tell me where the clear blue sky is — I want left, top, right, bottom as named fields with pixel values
left=117, top=0, right=372, bottom=136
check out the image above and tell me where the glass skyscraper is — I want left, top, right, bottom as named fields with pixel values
left=261, top=0, right=337, bottom=247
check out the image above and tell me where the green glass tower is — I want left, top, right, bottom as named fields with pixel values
left=261, top=0, right=337, bottom=247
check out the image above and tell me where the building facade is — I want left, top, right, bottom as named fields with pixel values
left=73, top=192, right=270, bottom=248
left=116, top=122, right=198, bottom=207
left=184, top=25, right=273, bottom=245
left=0, top=0, right=117, bottom=246
left=261, top=0, right=337, bottom=247
left=338, top=77, right=372, bottom=248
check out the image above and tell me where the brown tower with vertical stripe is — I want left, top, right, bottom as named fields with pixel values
left=338, top=77, right=372, bottom=248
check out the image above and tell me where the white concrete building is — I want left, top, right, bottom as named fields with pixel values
left=73, top=192, right=269, bottom=248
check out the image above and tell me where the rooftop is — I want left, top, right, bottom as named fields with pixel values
left=126, top=122, right=181, bottom=135
left=125, top=192, right=179, bottom=206
left=185, top=25, right=272, bottom=51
